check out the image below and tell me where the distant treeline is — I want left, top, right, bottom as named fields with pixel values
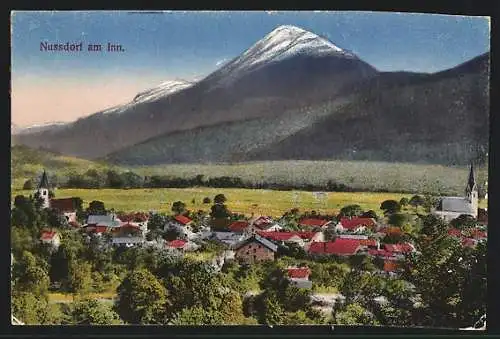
left=23, top=169, right=380, bottom=193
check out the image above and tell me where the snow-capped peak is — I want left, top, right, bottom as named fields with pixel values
left=218, top=25, right=354, bottom=76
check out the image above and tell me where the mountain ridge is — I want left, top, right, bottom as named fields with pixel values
left=12, top=25, right=489, bottom=167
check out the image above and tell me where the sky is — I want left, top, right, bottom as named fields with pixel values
left=11, top=11, right=490, bottom=127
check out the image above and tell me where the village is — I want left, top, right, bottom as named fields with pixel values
left=31, top=164, right=487, bottom=296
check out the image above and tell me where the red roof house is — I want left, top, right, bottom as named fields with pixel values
left=40, top=230, right=61, bottom=247
left=359, top=239, right=379, bottom=248
left=337, top=218, right=376, bottom=232
left=228, top=221, right=250, bottom=233
left=308, top=239, right=361, bottom=256
left=287, top=267, right=311, bottom=280
left=166, top=239, right=187, bottom=249
left=299, top=218, right=332, bottom=229
left=173, top=215, right=193, bottom=226
left=383, top=243, right=415, bottom=254
left=50, top=198, right=78, bottom=212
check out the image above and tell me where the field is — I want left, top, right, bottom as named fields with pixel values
left=12, top=146, right=488, bottom=197
left=12, top=187, right=420, bottom=217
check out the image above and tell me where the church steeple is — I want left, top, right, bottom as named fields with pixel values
left=36, top=169, right=51, bottom=209
left=465, top=162, right=477, bottom=197
left=38, top=169, right=50, bottom=189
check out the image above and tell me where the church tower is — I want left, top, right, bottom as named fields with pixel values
left=36, top=170, right=51, bottom=209
left=465, top=163, right=478, bottom=216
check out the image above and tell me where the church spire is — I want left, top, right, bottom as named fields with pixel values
left=38, top=169, right=50, bottom=189
left=466, top=162, right=477, bottom=196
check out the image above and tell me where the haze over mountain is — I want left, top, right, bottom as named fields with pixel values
left=13, top=25, right=489, bottom=166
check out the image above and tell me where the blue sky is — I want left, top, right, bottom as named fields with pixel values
left=11, top=11, right=490, bottom=126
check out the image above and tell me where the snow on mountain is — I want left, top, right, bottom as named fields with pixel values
left=215, top=25, right=355, bottom=78
left=15, top=121, right=68, bottom=135
left=101, top=79, right=194, bottom=116
left=132, top=79, right=193, bottom=104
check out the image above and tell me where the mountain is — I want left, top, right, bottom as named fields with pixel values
left=12, top=122, right=69, bottom=136
left=13, top=25, right=377, bottom=159
left=105, top=52, right=489, bottom=166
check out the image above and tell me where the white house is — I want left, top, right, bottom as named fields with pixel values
left=40, top=230, right=61, bottom=249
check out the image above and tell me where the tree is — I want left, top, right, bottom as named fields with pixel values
left=69, top=261, right=93, bottom=296
left=115, top=268, right=168, bottom=324
left=214, top=194, right=227, bottom=204
left=23, top=179, right=34, bottom=190
left=12, top=251, right=50, bottom=297
left=450, top=214, right=477, bottom=230
left=106, top=170, right=124, bottom=188
left=170, top=306, right=211, bottom=325
left=338, top=205, right=363, bottom=218
left=87, top=200, right=106, bottom=216
left=380, top=200, right=401, bottom=216
left=399, top=197, right=409, bottom=208
left=71, top=298, right=122, bottom=325
left=210, top=203, right=231, bottom=219
left=11, top=291, right=52, bottom=325
left=203, top=197, right=211, bottom=204
left=361, top=210, right=378, bottom=220
left=171, top=201, right=186, bottom=215
left=422, top=194, right=439, bottom=213
left=333, top=302, right=379, bottom=325
left=147, top=213, right=166, bottom=231
left=388, top=213, right=411, bottom=228
left=261, top=292, right=285, bottom=325
left=162, top=260, right=241, bottom=324
left=409, top=195, right=424, bottom=212
left=419, top=214, right=448, bottom=239
left=121, top=171, right=144, bottom=188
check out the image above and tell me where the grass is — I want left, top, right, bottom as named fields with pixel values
left=11, top=187, right=422, bottom=217
left=12, top=146, right=488, bottom=197
left=48, top=290, right=117, bottom=303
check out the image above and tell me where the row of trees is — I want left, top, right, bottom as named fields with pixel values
left=23, top=170, right=390, bottom=193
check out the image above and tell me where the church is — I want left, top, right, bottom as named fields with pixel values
left=35, top=170, right=80, bottom=224
left=432, top=163, right=478, bottom=222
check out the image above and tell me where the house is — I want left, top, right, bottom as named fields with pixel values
left=84, top=214, right=121, bottom=234
left=308, top=239, right=362, bottom=256
left=165, top=215, right=194, bottom=235
left=249, top=216, right=282, bottom=233
left=383, top=243, right=416, bottom=258
left=257, top=231, right=325, bottom=250
left=50, top=197, right=80, bottom=223
left=165, top=239, right=200, bottom=252
left=299, top=218, right=332, bottom=230
left=287, top=267, right=313, bottom=289
left=111, top=222, right=145, bottom=247
left=336, top=218, right=377, bottom=233
left=234, top=234, right=278, bottom=264
left=256, top=231, right=305, bottom=247
left=433, top=163, right=478, bottom=221
left=228, top=220, right=251, bottom=234
left=210, top=232, right=247, bottom=248
left=40, top=230, right=61, bottom=249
